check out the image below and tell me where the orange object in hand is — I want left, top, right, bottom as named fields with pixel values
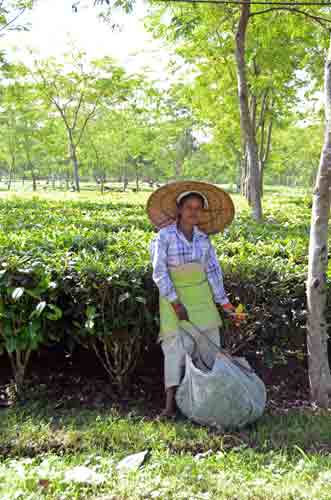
left=217, top=303, right=248, bottom=326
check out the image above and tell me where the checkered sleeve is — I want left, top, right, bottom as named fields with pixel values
left=205, top=241, right=229, bottom=305
left=150, top=232, right=178, bottom=303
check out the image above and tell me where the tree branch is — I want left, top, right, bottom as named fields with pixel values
left=72, top=93, right=85, bottom=131
left=75, top=95, right=100, bottom=147
left=250, top=7, right=331, bottom=26
left=157, top=0, right=331, bottom=5
left=256, top=89, right=269, bottom=133
left=53, top=99, right=71, bottom=131
left=0, top=7, right=25, bottom=34
left=263, top=113, right=273, bottom=163
left=32, top=66, right=71, bottom=132
left=62, top=95, right=76, bottom=114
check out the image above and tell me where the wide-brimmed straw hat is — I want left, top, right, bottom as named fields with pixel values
left=147, top=181, right=235, bottom=234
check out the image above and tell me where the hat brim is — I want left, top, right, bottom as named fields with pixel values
left=146, top=181, right=235, bottom=234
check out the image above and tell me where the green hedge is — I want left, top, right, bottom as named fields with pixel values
left=0, top=195, right=323, bottom=391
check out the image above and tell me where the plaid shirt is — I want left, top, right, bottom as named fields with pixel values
left=150, top=223, right=229, bottom=305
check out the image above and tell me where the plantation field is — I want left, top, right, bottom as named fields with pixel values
left=0, top=188, right=330, bottom=500
left=0, top=187, right=316, bottom=366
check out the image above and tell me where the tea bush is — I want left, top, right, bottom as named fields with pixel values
left=0, top=193, right=325, bottom=389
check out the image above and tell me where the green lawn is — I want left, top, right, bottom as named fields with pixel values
left=1, top=402, right=331, bottom=500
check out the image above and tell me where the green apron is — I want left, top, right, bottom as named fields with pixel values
left=159, top=262, right=222, bottom=339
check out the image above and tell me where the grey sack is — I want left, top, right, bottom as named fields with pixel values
left=176, top=353, right=267, bottom=429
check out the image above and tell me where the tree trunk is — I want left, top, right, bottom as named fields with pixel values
left=100, top=173, right=105, bottom=194
left=135, top=166, right=139, bottom=192
left=69, top=139, right=80, bottom=192
left=235, top=0, right=262, bottom=221
left=7, top=158, right=15, bottom=191
left=123, top=166, right=128, bottom=191
left=175, top=158, right=182, bottom=180
left=29, top=162, right=37, bottom=192
left=236, top=153, right=242, bottom=192
left=240, top=148, right=248, bottom=196
left=8, top=349, right=31, bottom=395
left=32, top=173, right=37, bottom=192
left=65, top=170, right=70, bottom=191
left=259, top=160, right=264, bottom=198
left=307, top=35, right=331, bottom=408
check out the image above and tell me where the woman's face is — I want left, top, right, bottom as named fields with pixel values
left=178, top=196, right=204, bottom=227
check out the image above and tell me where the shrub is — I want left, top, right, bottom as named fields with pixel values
left=0, top=194, right=324, bottom=389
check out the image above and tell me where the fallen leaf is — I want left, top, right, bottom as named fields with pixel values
left=64, top=466, right=106, bottom=484
left=116, top=450, right=150, bottom=472
left=38, top=479, right=50, bottom=489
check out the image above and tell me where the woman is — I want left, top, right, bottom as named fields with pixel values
left=147, top=181, right=241, bottom=417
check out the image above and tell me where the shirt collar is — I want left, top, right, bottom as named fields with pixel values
left=175, top=223, right=206, bottom=245
left=193, top=225, right=208, bottom=239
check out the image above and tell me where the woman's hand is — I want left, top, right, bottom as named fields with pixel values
left=217, top=303, right=247, bottom=327
left=171, top=301, right=189, bottom=321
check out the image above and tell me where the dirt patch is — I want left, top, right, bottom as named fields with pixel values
left=0, top=345, right=309, bottom=416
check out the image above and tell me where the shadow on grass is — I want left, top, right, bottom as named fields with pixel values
left=1, top=398, right=331, bottom=460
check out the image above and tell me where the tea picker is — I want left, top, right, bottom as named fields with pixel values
left=147, top=181, right=266, bottom=426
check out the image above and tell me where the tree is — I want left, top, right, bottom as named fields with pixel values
left=174, top=127, right=196, bottom=178
left=269, top=122, right=323, bottom=188
left=235, top=0, right=261, bottom=219
left=82, top=109, right=129, bottom=192
left=146, top=0, right=331, bottom=220
left=10, top=82, right=48, bottom=190
left=0, top=83, right=24, bottom=190
left=306, top=33, right=331, bottom=408
left=31, top=52, right=134, bottom=191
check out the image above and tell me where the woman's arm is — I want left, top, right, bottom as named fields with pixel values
left=206, top=241, right=246, bottom=325
left=150, top=232, right=178, bottom=303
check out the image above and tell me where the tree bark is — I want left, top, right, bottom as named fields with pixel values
left=7, top=156, right=15, bottom=191
left=240, top=147, right=248, bottom=196
left=32, top=172, right=37, bottom=192
left=235, top=0, right=262, bottom=221
left=307, top=34, right=331, bottom=408
left=258, top=98, right=273, bottom=199
left=28, top=161, right=37, bottom=192
left=100, top=172, right=106, bottom=194
left=66, top=170, right=70, bottom=191
left=175, top=158, right=183, bottom=179
left=70, top=140, right=80, bottom=192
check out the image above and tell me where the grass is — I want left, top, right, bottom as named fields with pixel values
left=1, top=402, right=331, bottom=500
left=0, top=181, right=248, bottom=209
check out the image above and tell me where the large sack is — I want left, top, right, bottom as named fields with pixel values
left=176, top=353, right=267, bottom=429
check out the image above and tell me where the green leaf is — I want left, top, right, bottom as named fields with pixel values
left=86, top=305, right=96, bottom=318
left=46, top=304, right=63, bottom=321
left=119, top=291, right=130, bottom=303
left=85, top=319, right=95, bottom=330
left=5, top=336, right=17, bottom=354
left=36, top=301, right=47, bottom=316
left=135, top=296, right=146, bottom=304
left=12, top=287, right=24, bottom=301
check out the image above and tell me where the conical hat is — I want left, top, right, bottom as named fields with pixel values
left=147, top=181, right=235, bottom=234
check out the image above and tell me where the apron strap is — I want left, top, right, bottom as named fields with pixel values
left=180, top=320, right=254, bottom=376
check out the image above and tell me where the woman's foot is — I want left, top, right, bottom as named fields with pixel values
left=157, top=386, right=178, bottom=420
left=160, top=407, right=177, bottom=419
